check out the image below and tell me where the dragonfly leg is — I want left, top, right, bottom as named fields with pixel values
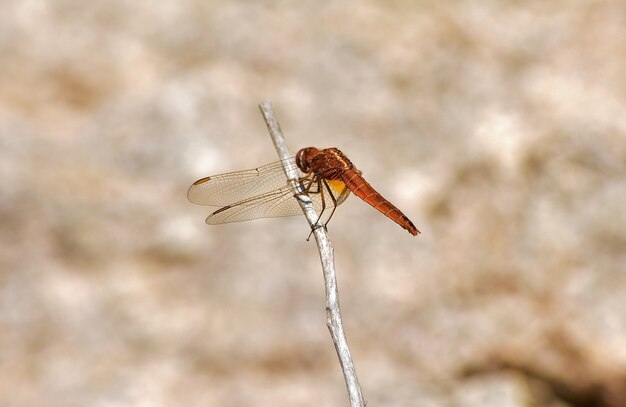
left=306, top=221, right=326, bottom=241
left=305, top=175, right=320, bottom=193
left=296, top=174, right=317, bottom=196
left=300, top=174, right=326, bottom=242
left=322, top=179, right=339, bottom=230
left=313, top=178, right=328, bottom=228
left=300, top=176, right=326, bottom=241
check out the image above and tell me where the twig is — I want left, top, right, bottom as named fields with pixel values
left=259, top=100, right=365, bottom=407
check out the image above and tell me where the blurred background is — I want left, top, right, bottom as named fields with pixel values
left=1, top=1, right=625, bottom=406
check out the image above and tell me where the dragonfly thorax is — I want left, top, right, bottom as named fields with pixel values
left=296, top=147, right=355, bottom=180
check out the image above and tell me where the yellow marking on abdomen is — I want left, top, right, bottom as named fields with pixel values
left=327, top=179, right=347, bottom=194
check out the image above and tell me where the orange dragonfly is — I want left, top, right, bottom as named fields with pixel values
left=187, top=147, right=419, bottom=236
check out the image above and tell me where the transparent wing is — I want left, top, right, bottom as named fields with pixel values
left=205, top=179, right=351, bottom=224
left=187, top=158, right=302, bottom=207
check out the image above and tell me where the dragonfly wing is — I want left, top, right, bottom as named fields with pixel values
left=206, top=186, right=303, bottom=224
left=206, top=180, right=350, bottom=225
left=327, top=179, right=351, bottom=206
left=187, top=158, right=302, bottom=206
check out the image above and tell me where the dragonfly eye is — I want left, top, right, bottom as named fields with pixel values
left=296, top=147, right=316, bottom=173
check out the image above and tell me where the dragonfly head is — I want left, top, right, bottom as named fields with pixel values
left=295, top=147, right=319, bottom=173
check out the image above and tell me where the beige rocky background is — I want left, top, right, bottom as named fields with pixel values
left=1, top=1, right=625, bottom=406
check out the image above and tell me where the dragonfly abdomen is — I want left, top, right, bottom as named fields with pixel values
left=342, top=169, right=420, bottom=236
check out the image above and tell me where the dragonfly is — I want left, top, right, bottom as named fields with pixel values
left=187, top=147, right=420, bottom=236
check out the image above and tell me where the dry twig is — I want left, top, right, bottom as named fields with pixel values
left=258, top=100, right=365, bottom=407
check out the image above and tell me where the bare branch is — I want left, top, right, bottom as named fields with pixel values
left=258, top=100, right=365, bottom=407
